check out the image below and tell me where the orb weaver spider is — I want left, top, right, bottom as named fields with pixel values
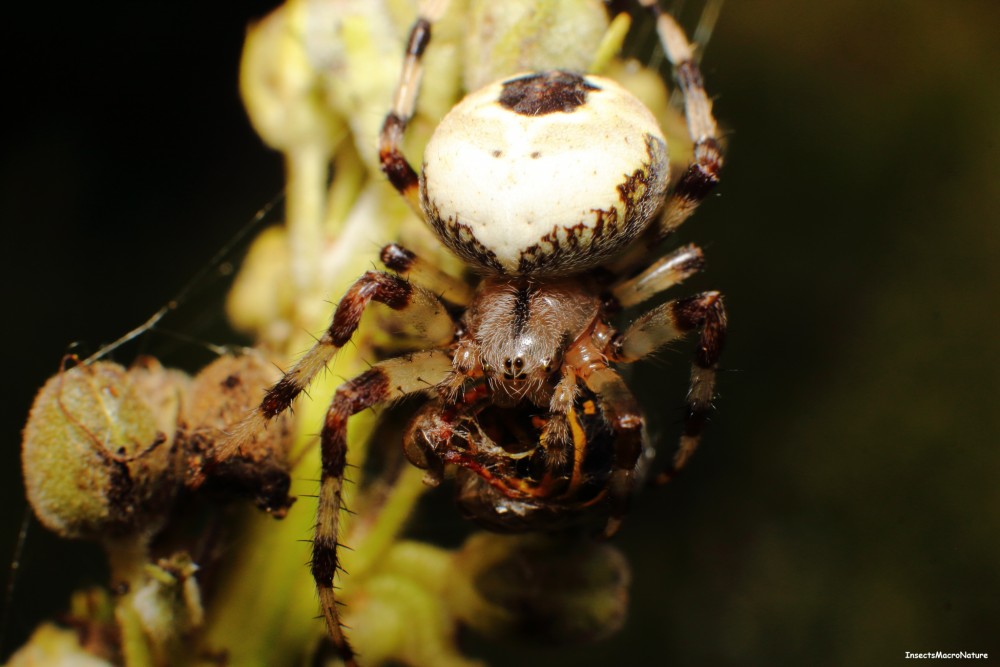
left=223, top=0, right=726, bottom=663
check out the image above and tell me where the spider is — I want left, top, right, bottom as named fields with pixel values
left=223, top=0, right=726, bottom=663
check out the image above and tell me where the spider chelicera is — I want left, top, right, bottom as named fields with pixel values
left=223, top=0, right=727, bottom=663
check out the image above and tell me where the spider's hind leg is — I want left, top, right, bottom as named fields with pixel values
left=610, top=291, right=727, bottom=484
left=636, top=0, right=724, bottom=242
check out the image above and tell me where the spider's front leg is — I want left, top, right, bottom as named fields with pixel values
left=380, top=242, right=473, bottom=306
left=539, top=367, right=580, bottom=466
left=610, top=291, right=727, bottom=483
left=313, top=350, right=454, bottom=665
left=578, top=366, right=646, bottom=538
left=217, top=269, right=455, bottom=459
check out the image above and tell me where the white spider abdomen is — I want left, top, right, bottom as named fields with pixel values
left=421, top=71, right=668, bottom=276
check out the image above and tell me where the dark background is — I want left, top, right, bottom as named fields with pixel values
left=3, top=2, right=998, bottom=665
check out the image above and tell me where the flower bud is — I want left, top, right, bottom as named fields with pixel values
left=181, top=353, right=295, bottom=517
left=463, top=0, right=610, bottom=91
left=21, top=361, right=181, bottom=540
left=239, top=3, right=344, bottom=154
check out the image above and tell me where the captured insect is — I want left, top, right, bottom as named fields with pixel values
left=220, top=0, right=728, bottom=663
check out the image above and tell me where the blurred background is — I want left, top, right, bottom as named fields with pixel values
left=3, top=1, right=998, bottom=665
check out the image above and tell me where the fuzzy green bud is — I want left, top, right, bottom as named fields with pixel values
left=463, top=0, right=610, bottom=90
left=21, top=361, right=181, bottom=541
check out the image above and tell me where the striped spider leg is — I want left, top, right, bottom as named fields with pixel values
left=606, top=0, right=725, bottom=274
left=638, top=0, right=724, bottom=242
left=608, top=253, right=728, bottom=484
left=220, top=256, right=463, bottom=665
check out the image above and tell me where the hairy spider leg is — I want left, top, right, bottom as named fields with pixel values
left=217, top=270, right=455, bottom=461
left=539, top=366, right=581, bottom=465
left=217, top=247, right=460, bottom=664
left=603, top=1, right=724, bottom=280
left=378, top=0, right=451, bottom=216
left=380, top=242, right=473, bottom=306
left=312, top=350, right=453, bottom=665
left=637, top=0, right=724, bottom=243
left=610, top=292, right=727, bottom=483
left=578, top=366, right=646, bottom=537
left=609, top=243, right=706, bottom=308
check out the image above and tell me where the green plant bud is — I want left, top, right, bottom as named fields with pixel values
left=452, top=532, right=631, bottom=645
left=181, top=353, right=295, bottom=516
left=239, top=2, right=344, bottom=154
left=225, top=226, right=295, bottom=343
left=463, top=0, right=609, bottom=91
left=21, top=361, right=180, bottom=540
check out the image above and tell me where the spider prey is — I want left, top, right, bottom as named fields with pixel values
left=224, top=0, right=726, bottom=662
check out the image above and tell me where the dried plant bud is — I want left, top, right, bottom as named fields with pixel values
left=453, top=532, right=631, bottom=645
left=181, top=353, right=295, bottom=517
left=21, top=361, right=180, bottom=540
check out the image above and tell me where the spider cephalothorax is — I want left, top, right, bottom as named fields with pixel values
left=222, top=1, right=727, bottom=664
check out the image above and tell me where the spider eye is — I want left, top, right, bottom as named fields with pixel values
left=503, top=358, right=513, bottom=371
left=513, top=357, right=524, bottom=370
